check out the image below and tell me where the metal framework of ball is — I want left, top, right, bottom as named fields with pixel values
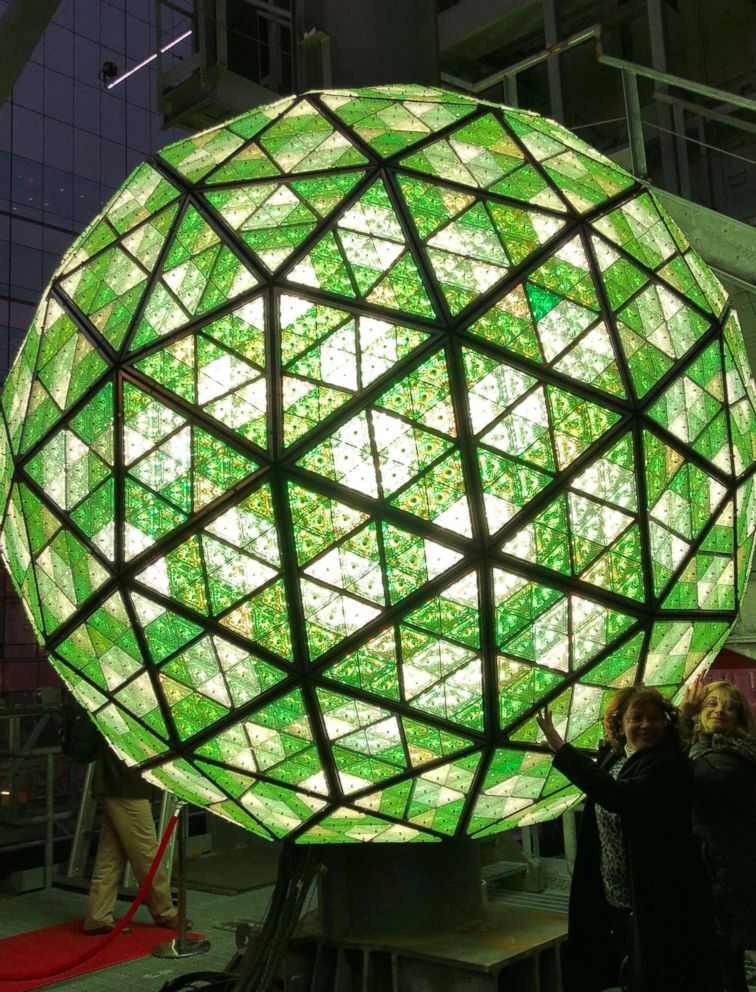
left=2, top=85, right=755, bottom=843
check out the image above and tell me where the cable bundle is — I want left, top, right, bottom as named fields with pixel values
left=233, top=846, right=320, bottom=992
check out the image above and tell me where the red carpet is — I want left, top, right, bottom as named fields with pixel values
left=0, top=918, right=200, bottom=992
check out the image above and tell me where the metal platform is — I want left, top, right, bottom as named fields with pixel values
left=286, top=901, right=567, bottom=992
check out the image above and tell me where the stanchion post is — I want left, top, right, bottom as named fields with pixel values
left=152, top=803, right=211, bottom=959
left=45, top=751, right=54, bottom=889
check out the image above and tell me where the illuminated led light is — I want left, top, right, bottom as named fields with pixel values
left=106, top=29, right=193, bottom=89
left=1, top=85, right=754, bottom=844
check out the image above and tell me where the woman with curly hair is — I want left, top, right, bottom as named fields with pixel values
left=537, top=686, right=716, bottom=992
left=682, top=676, right=756, bottom=992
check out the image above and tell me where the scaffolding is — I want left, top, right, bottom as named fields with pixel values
left=0, top=701, right=80, bottom=889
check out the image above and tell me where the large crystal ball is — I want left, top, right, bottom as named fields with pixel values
left=2, top=85, right=755, bottom=842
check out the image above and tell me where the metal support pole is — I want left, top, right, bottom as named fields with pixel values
left=152, top=804, right=211, bottom=959
left=176, top=806, right=190, bottom=934
left=66, top=763, right=96, bottom=879
left=157, top=790, right=178, bottom=886
left=543, top=0, right=564, bottom=123
left=672, top=103, right=692, bottom=200
left=621, top=69, right=648, bottom=178
left=598, top=53, right=756, bottom=115
left=44, top=752, right=54, bottom=889
left=442, top=24, right=598, bottom=99
left=522, top=824, right=541, bottom=860
left=647, top=0, right=679, bottom=193
left=215, top=0, right=228, bottom=70
left=502, top=74, right=518, bottom=108
left=653, top=91, right=756, bottom=137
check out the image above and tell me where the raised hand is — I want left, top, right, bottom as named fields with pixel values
left=681, top=672, right=708, bottom=719
left=536, top=705, right=565, bottom=753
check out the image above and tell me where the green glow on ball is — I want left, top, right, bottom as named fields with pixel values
left=1, top=84, right=755, bottom=843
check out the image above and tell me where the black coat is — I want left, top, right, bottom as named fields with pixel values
left=689, top=733, right=756, bottom=948
left=554, top=741, right=717, bottom=992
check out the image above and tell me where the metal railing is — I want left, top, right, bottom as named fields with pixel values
left=440, top=24, right=756, bottom=211
left=0, top=703, right=80, bottom=888
left=596, top=44, right=756, bottom=184
left=441, top=24, right=601, bottom=108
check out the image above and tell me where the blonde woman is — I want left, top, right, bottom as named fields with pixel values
left=683, top=676, right=756, bottom=992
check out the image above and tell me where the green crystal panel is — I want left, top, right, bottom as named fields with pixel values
left=321, top=88, right=475, bottom=158
left=106, top=163, right=181, bottom=235
left=505, top=110, right=635, bottom=212
left=3, top=302, right=44, bottom=454
left=591, top=193, right=676, bottom=270
left=134, top=298, right=268, bottom=449
left=644, top=429, right=728, bottom=597
left=129, top=205, right=258, bottom=352
left=204, top=173, right=364, bottom=272
left=647, top=339, right=729, bottom=472
left=60, top=245, right=149, bottom=351
left=398, top=174, right=567, bottom=316
left=401, top=112, right=565, bottom=212
left=317, top=688, right=408, bottom=792
left=287, top=178, right=436, bottom=319
left=159, top=126, right=246, bottom=182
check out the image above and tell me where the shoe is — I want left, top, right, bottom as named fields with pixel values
left=154, top=914, right=193, bottom=931
left=83, top=923, right=131, bottom=936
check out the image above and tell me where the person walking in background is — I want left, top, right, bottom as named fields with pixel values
left=682, top=675, right=756, bottom=992
left=84, top=737, right=188, bottom=935
left=536, top=686, right=716, bottom=992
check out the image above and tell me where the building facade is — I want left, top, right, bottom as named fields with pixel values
left=0, top=0, right=184, bottom=693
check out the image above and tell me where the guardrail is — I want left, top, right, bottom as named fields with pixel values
left=440, top=24, right=756, bottom=210
left=440, top=24, right=601, bottom=107
left=0, top=703, right=79, bottom=889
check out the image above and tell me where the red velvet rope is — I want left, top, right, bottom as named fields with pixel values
left=0, top=810, right=179, bottom=981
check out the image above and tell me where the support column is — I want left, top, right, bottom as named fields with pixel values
left=303, top=0, right=439, bottom=88
left=648, top=0, right=681, bottom=193
left=622, top=69, right=648, bottom=178
left=543, top=0, right=565, bottom=123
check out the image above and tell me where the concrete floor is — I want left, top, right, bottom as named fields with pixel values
left=2, top=880, right=755, bottom=992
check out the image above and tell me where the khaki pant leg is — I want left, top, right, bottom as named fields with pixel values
left=85, top=807, right=127, bottom=929
left=104, top=797, right=175, bottom=921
